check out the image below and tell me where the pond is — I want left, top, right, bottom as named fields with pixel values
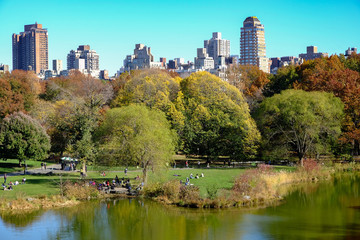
left=1, top=173, right=360, bottom=239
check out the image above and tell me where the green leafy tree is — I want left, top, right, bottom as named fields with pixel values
left=96, top=105, right=176, bottom=183
left=0, top=112, right=51, bottom=165
left=180, top=71, right=260, bottom=160
left=264, top=65, right=299, bottom=97
left=255, top=89, right=344, bottom=165
left=111, top=69, right=185, bottom=147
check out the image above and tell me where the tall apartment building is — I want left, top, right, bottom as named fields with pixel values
left=299, top=46, right=328, bottom=61
left=67, top=45, right=99, bottom=72
left=240, top=16, right=269, bottom=73
left=12, top=23, right=48, bottom=74
left=204, top=32, right=230, bottom=67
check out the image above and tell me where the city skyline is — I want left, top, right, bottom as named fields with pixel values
left=0, top=0, right=359, bottom=75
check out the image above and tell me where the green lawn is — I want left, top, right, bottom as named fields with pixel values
left=0, top=165, right=296, bottom=200
left=0, top=159, right=54, bottom=174
left=0, top=170, right=142, bottom=200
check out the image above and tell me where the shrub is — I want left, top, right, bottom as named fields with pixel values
left=206, top=184, right=218, bottom=200
left=303, top=158, right=320, bottom=173
left=179, top=185, right=200, bottom=204
left=63, top=181, right=99, bottom=200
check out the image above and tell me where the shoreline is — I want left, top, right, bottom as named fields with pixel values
left=1, top=164, right=358, bottom=213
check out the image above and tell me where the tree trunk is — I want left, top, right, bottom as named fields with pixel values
left=142, top=167, right=147, bottom=185
left=299, top=155, right=304, bottom=167
left=82, top=160, right=87, bottom=177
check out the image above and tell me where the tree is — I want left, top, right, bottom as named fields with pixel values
left=0, top=70, right=40, bottom=118
left=264, top=65, right=299, bottom=97
left=255, top=90, right=344, bottom=165
left=0, top=112, right=51, bottom=165
left=96, top=105, right=176, bottom=183
left=227, top=64, right=269, bottom=110
left=111, top=69, right=185, bottom=144
left=296, top=67, right=360, bottom=156
left=180, top=71, right=260, bottom=160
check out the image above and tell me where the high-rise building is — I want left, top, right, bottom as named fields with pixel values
left=299, top=46, right=328, bottom=60
left=240, top=16, right=268, bottom=73
left=12, top=23, right=48, bottom=74
left=52, top=59, right=63, bottom=74
left=204, top=32, right=230, bottom=67
left=67, top=45, right=99, bottom=72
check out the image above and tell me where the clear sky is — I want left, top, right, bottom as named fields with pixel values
left=0, top=0, right=359, bottom=76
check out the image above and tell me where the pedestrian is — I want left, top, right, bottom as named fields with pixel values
left=4, top=173, right=7, bottom=183
left=185, top=161, right=188, bottom=168
left=41, top=162, right=44, bottom=170
left=124, top=168, right=128, bottom=176
left=44, top=162, right=47, bottom=170
left=198, top=161, right=201, bottom=168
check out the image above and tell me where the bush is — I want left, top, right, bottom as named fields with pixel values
left=63, top=181, right=100, bottom=200
left=206, top=184, right=218, bottom=200
left=303, top=158, right=320, bottom=173
left=179, top=185, right=201, bottom=204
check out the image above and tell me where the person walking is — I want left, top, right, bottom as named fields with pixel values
left=44, top=162, right=47, bottom=170
left=4, top=173, right=7, bottom=183
left=124, top=168, right=128, bottom=176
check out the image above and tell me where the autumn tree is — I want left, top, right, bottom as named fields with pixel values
left=226, top=64, right=269, bottom=110
left=95, top=105, right=176, bottom=183
left=180, top=71, right=260, bottom=160
left=0, top=112, right=51, bottom=165
left=296, top=68, right=360, bottom=155
left=0, top=70, right=40, bottom=118
left=255, top=90, right=344, bottom=165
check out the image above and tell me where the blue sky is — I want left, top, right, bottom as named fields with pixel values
left=0, top=0, right=359, bottom=75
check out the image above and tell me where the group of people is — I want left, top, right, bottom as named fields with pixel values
left=2, top=175, right=26, bottom=191
left=60, top=162, right=77, bottom=171
left=183, top=173, right=205, bottom=185
left=40, top=162, right=47, bottom=170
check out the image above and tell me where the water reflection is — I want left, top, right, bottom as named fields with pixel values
left=1, top=174, right=360, bottom=239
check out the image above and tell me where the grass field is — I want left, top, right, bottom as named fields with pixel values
left=0, top=159, right=54, bottom=174
left=0, top=165, right=296, bottom=200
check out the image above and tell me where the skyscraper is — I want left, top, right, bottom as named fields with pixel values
left=240, top=17, right=268, bottom=73
left=204, top=32, right=230, bottom=66
left=12, top=23, right=48, bottom=74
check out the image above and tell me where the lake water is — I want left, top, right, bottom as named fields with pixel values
left=1, top=173, right=360, bottom=240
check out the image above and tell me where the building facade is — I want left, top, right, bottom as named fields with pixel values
left=240, top=16, right=268, bottom=73
left=299, top=46, right=328, bottom=61
left=194, top=48, right=215, bottom=70
left=12, top=23, right=48, bottom=74
left=270, top=56, right=303, bottom=74
left=122, top=44, right=164, bottom=71
left=345, top=47, right=357, bottom=56
left=52, top=59, right=63, bottom=74
left=67, top=45, right=99, bottom=73
left=204, top=32, right=230, bottom=67
left=0, top=64, right=10, bottom=74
